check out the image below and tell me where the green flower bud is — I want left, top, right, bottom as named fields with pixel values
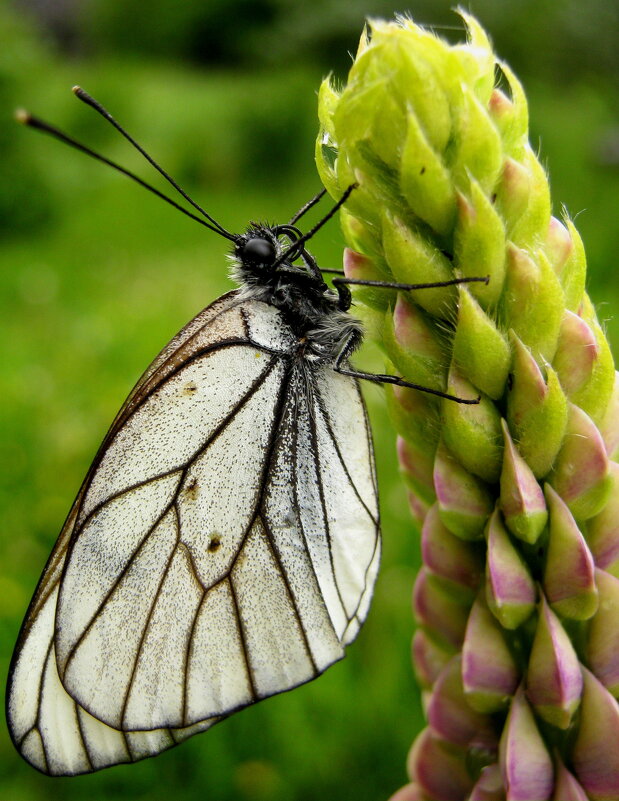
left=452, top=288, right=511, bottom=399
left=442, top=366, right=503, bottom=483
left=502, top=245, right=564, bottom=363
left=400, top=110, right=456, bottom=237
left=561, top=219, right=587, bottom=312
left=506, top=333, right=568, bottom=477
left=507, top=146, right=552, bottom=248
left=381, top=212, right=456, bottom=316
left=599, top=372, right=619, bottom=459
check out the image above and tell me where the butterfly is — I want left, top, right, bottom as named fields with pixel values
left=7, top=87, right=482, bottom=776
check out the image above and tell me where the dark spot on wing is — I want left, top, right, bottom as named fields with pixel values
left=185, top=478, right=199, bottom=500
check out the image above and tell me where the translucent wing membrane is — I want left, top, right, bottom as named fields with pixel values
left=7, top=293, right=379, bottom=775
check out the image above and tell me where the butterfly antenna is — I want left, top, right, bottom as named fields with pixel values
left=274, top=184, right=357, bottom=267
left=15, top=109, right=235, bottom=239
left=72, top=86, right=233, bottom=239
left=288, top=188, right=327, bottom=225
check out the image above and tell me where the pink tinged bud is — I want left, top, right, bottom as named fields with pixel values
left=468, top=763, right=505, bottom=801
left=499, top=420, right=548, bottom=544
left=599, top=372, right=619, bottom=459
left=340, top=204, right=382, bottom=259
left=485, top=508, right=536, bottom=629
left=413, top=568, right=471, bottom=648
left=526, top=593, right=583, bottom=728
left=433, top=439, right=493, bottom=541
left=490, top=63, right=529, bottom=158
left=387, top=783, right=427, bottom=801
left=442, top=366, right=504, bottom=484
left=407, top=489, right=430, bottom=526
left=572, top=667, right=619, bottom=801
left=543, top=484, right=598, bottom=619
left=412, top=627, right=455, bottom=689
left=568, top=298, right=615, bottom=425
left=494, top=157, right=531, bottom=235
left=553, top=310, right=598, bottom=396
left=502, top=244, right=563, bottom=364
left=398, top=436, right=436, bottom=505
left=506, top=334, right=568, bottom=478
left=407, top=728, right=473, bottom=801
left=586, top=569, right=619, bottom=696
left=499, top=685, right=554, bottom=801
left=587, top=462, right=619, bottom=576
left=343, top=246, right=382, bottom=281
left=549, top=403, right=612, bottom=520
left=462, top=595, right=520, bottom=713
left=450, top=85, right=503, bottom=198
left=427, top=655, right=498, bottom=751
left=544, top=216, right=574, bottom=277
left=387, top=384, right=439, bottom=455
left=553, top=755, right=589, bottom=801
left=421, top=504, right=484, bottom=597
left=385, top=295, right=447, bottom=395
left=507, top=146, right=552, bottom=249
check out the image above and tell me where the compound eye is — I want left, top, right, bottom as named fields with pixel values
left=241, top=237, right=276, bottom=265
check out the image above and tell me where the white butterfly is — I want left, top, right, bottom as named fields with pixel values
left=8, top=88, right=480, bottom=776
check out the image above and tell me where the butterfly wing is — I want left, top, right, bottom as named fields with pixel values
left=7, top=292, right=380, bottom=775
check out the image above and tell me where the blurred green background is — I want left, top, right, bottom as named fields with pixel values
left=1, top=1, right=617, bottom=799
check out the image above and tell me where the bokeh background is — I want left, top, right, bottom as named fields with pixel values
left=1, top=1, right=618, bottom=799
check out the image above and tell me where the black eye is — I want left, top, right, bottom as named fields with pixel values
left=241, top=237, right=276, bottom=265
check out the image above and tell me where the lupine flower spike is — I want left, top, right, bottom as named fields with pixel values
left=317, top=11, right=618, bottom=801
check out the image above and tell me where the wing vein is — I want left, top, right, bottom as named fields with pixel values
left=119, top=535, right=181, bottom=729
left=306, top=389, right=348, bottom=624
left=259, top=513, right=318, bottom=675
left=312, top=378, right=378, bottom=526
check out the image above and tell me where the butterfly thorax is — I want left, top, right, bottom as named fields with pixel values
left=230, top=224, right=363, bottom=363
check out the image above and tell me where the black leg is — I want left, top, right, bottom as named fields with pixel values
left=333, top=332, right=480, bottom=404
left=332, top=275, right=489, bottom=292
